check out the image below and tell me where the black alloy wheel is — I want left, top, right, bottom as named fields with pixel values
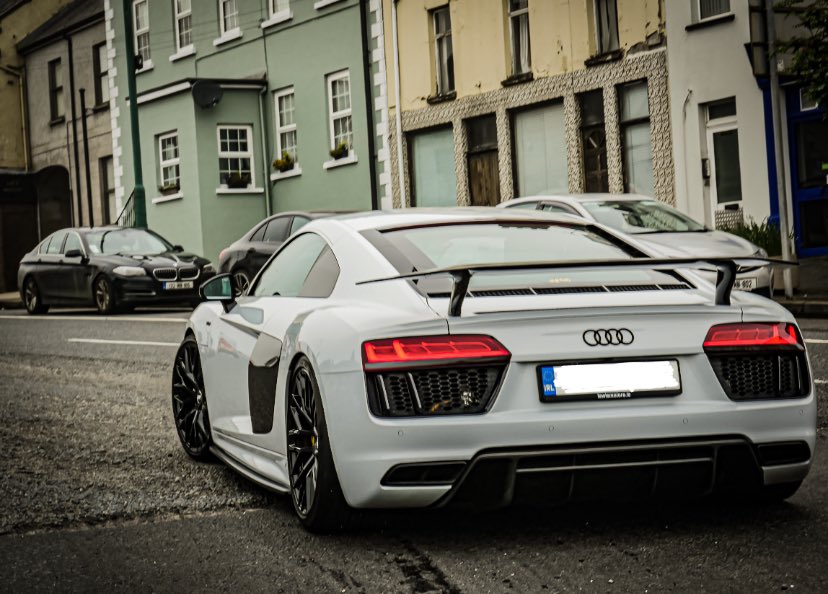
left=232, top=269, right=251, bottom=297
left=94, top=275, right=116, bottom=315
left=287, top=357, right=352, bottom=532
left=171, top=335, right=212, bottom=459
left=23, top=277, right=48, bottom=315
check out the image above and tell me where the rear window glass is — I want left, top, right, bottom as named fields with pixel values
left=582, top=200, right=705, bottom=234
left=370, top=222, right=680, bottom=293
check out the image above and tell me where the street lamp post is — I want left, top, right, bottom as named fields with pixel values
left=122, top=0, right=147, bottom=228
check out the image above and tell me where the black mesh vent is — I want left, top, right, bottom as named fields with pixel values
left=534, top=286, right=607, bottom=295
left=472, top=289, right=534, bottom=297
left=658, top=283, right=692, bottom=290
left=607, top=284, right=661, bottom=292
left=708, top=353, right=808, bottom=400
left=370, top=365, right=505, bottom=416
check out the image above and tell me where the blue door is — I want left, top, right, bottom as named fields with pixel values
left=787, top=87, right=828, bottom=258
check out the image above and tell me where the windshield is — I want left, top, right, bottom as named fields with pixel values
left=582, top=200, right=705, bottom=234
left=85, top=229, right=173, bottom=255
left=372, top=222, right=680, bottom=292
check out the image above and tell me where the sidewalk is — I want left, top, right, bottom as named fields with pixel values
left=0, top=291, right=22, bottom=310
left=774, top=294, right=828, bottom=318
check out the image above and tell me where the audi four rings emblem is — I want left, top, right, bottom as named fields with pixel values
left=583, top=328, right=635, bottom=346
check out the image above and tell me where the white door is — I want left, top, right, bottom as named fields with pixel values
left=705, top=106, right=743, bottom=222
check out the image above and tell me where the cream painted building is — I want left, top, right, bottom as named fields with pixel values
left=382, top=0, right=671, bottom=208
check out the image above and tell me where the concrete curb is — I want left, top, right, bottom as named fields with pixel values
left=0, top=293, right=23, bottom=310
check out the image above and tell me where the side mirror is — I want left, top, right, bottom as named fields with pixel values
left=173, top=244, right=184, bottom=252
left=199, top=273, right=236, bottom=312
left=64, top=248, right=85, bottom=260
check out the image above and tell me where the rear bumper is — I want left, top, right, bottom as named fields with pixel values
left=319, top=370, right=817, bottom=509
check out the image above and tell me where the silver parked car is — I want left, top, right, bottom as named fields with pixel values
left=498, top=194, right=773, bottom=295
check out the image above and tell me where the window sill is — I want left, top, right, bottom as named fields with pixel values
left=216, top=186, right=264, bottom=195
left=92, top=103, right=109, bottom=113
left=49, top=116, right=66, bottom=127
left=313, top=0, right=344, bottom=9
left=323, top=153, right=358, bottom=170
left=584, top=49, right=623, bottom=67
left=685, top=13, right=735, bottom=32
left=136, top=60, right=154, bottom=74
left=151, top=191, right=183, bottom=204
left=213, top=29, right=243, bottom=47
left=426, top=91, right=456, bottom=105
left=169, top=46, right=196, bottom=62
left=261, top=10, right=292, bottom=28
left=501, top=72, right=533, bottom=87
left=270, top=165, right=302, bottom=181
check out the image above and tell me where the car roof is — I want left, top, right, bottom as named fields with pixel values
left=503, top=193, right=656, bottom=206
left=315, top=207, right=590, bottom=233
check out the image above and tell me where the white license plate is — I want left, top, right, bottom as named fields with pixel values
left=163, top=281, right=193, bottom=290
left=539, top=360, right=681, bottom=402
left=733, top=277, right=757, bottom=291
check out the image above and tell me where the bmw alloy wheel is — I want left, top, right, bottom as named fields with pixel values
left=94, top=276, right=115, bottom=314
left=23, top=277, right=47, bottom=314
left=172, top=336, right=212, bottom=459
left=287, top=365, right=319, bottom=518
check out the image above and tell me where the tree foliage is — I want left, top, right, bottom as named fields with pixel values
left=776, top=0, right=828, bottom=111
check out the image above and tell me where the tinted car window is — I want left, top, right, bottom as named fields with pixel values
left=290, top=216, right=310, bottom=235
left=45, top=231, right=67, bottom=254
left=63, top=233, right=83, bottom=255
left=263, top=217, right=291, bottom=243
left=299, top=246, right=340, bottom=298
left=581, top=200, right=705, bottom=234
left=253, top=233, right=327, bottom=297
left=541, top=202, right=579, bottom=215
left=250, top=223, right=267, bottom=242
left=85, top=228, right=173, bottom=255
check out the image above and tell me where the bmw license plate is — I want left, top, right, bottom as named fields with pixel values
left=733, top=277, right=757, bottom=291
left=163, top=281, right=193, bottom=290
left=538, top=360, right=681, bottom=402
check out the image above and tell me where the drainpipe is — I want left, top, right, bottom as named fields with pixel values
left=67, top=35, right=84, bottom=226
left=0, top=64, right=29, bottom=170
left=765, top=0, right=793, bottom=298
left=391, top=0, right=405, bottom=208
left=258, top=85, right=272, bottom=218
left=360, top=0, right=379, bottom=210
left=122, top=0, right=147, bottom=228
left=80, top=88, right=94, bottom=227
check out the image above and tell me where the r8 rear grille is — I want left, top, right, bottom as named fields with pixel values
left=369, top=365, right=505, bottom=417
left=708, top=352, right=809, bottom=400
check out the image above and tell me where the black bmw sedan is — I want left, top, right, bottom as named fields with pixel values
left=17, top=226, right=215, bottom=314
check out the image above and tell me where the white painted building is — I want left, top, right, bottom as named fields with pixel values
left=666, top=0, right=773, bottom=230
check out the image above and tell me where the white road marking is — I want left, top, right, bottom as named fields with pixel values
left=67, top=338, right=179, bottom=347
left=0, top=315, right=187, bottom=323
left=815, top=379, right=827, bottom=385
left=805, top=338, right=828, bottom=344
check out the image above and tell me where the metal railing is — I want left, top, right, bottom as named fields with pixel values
left=115, top=191, right=136, bottom=227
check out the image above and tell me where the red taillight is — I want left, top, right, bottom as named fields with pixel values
left=703, top=323, right=801, bottom=349
left=363, top=335, right=510, bottom=370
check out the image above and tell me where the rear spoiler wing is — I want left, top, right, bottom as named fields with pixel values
left=357, top=257, right=795, bottom=317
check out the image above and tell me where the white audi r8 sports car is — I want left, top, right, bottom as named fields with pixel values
left=172, top=209, right=816, bottom=532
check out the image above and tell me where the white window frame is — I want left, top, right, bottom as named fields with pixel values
left=133, top=0, right=152, bottom=70
left=217, top=125, right=256, bottom=191
left=324, top=71, right=357, bottom=169
left=507, top=0, right=530, bottom=76
left=158, top=132, right=181, bottom=189
left=272, top=87, right=302, bottom=180
left=262, top=0, right=292, bottom=27
left=173, top=0, right=194, bottom=56
left=432, top=6, right=454, bottom=95
left=697, top=0, right=731, bottom=22
left=218, top=0, right=241, bottom=39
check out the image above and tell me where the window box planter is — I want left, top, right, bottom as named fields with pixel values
left=158, top=183, right=180, bottom=195
left=223, top=173, right=251, bottom=189
left=273, top=152, right=295, bottom=173
left=329, top=142, right=350, bottom=160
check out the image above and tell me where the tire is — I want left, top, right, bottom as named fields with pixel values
left=22, top=276, right=48, bottom=315
left=93, top=275, right=117, bottom=315
left=232, top=269, right=251, bottom=297
left=171, top=335, right=213, bottom=460
left=286, top=356, right=353, bottom=532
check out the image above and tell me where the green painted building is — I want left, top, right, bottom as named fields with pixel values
left=105, top=0, right=390, bottom=262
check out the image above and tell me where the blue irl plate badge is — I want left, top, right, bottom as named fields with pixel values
left=541, top=366, right=556, bottom=398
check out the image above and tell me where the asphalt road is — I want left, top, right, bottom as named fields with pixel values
left=1, top=307, right=827, bottom=593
